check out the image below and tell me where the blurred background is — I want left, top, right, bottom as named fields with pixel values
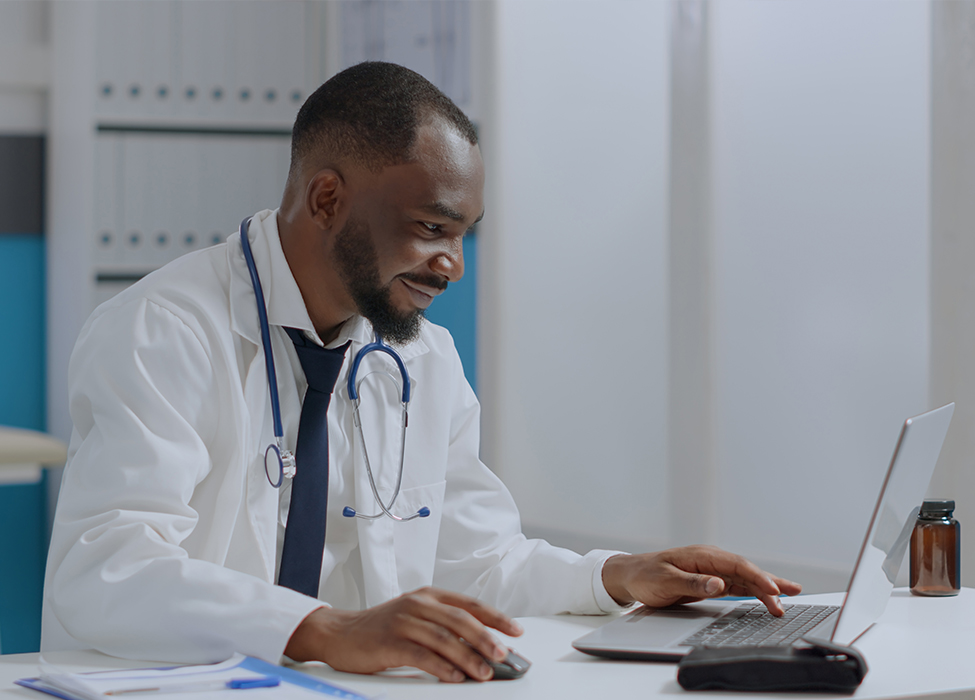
left=1, top=0, right=973, bottom=655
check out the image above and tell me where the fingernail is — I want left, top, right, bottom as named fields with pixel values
left=705, top=577, right=722, bottom=595
left=451, top=670, right=465, bottom=682
left=480, top=663, right=493, bottom=680
left=494, top=643, right=508, bottom=661
left=766, top=577, right=781, bottom=594
left=510, top=620, right=524, bottom=634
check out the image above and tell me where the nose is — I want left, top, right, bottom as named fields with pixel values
left=430, top=241, right=464, bottom=283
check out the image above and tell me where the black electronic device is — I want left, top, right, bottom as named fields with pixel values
left=484, top=648, right=532, bottom=680
left=676, top=638, right=867, bottom=693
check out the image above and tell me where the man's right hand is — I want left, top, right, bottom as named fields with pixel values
left=284, top=587, right=523, bottom=683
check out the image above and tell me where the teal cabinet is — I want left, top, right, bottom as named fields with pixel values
left=423, top=234, right=478, bottom=394
left=0, top=233, right=48, bottom=654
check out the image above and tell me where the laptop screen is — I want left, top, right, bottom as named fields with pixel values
left=831, top=403, right=954, bottom=646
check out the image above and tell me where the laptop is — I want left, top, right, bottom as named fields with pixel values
left=573, top=403, right=955, bottom=661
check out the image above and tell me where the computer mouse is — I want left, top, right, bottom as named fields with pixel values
left=482, top=648, right=532, bottom=680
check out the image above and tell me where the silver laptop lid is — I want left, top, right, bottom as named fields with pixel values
left=830, top=402, right=954, bottom=646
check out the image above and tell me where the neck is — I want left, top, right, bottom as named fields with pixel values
left=275, top=207, right=354, bottom=345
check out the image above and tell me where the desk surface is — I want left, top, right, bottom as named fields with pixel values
left=0, top=427, right=67, bottom=466
left=3, top=590, right=974, bottom=700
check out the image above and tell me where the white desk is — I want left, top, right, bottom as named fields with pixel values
left=0, top=426, right=67, bottom=484
left=3, top=590, right=974, bottom=700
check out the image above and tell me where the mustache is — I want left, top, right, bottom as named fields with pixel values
left=399, top=272, right=449, bottom=292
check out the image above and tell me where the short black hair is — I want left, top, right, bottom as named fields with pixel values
left=289, top=61, right=477, bottom=177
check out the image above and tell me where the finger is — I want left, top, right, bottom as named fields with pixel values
left=772, top=576, right=803, bottom=596
left=405, top=619, right=495, bottom=682
left=425, top=588, right=523, bottom=638
left=718, top=581, right=784, bottom=616
left=397, top=639, right=469, bottom=683
left=753, top=591, right=785, bottom=616
left=682, top=548, right=783, bottom=598
left=666, top=569, right=728, bottom=601
left=724, top=583, right=755, bottom=597
left=725, top=579, right=799, bottom=600
left=718, top=573, right=782, bottom=607
left=704, top=575, right=725, bottom=597
left=404, top=593, right=509, bottom=663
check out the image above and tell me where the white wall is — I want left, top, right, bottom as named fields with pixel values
left=482, top=0, right=933, bottom=592
left=930, top=1, right=975, bottom=590
left=481, top=0, right=672, bottom=553
left=709, top=1, right=930, bottom=584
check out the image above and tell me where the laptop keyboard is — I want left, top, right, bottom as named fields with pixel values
left=680, top=603, right=841, bottom=648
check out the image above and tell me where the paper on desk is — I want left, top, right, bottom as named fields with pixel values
left=16, top=654, right=374, bottom=700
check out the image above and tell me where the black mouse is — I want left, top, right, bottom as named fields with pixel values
left=482, top=648, right=532, bottom=680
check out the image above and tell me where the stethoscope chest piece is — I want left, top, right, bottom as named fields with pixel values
left=264, top=442, right=296, bottom=488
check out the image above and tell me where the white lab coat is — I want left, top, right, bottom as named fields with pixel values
left=42, top=210, right=623, bottom=664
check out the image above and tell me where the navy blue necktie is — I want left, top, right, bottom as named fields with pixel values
left=278, top=327, right=350, bottom=598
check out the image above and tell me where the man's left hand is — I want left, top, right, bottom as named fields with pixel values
left=601, top=546, right=803, bottom=616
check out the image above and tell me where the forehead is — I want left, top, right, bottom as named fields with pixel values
left=368, top=119, right=484, bottom=220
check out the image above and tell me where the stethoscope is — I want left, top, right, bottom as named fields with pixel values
left=239, top=217, right=429, bottom=522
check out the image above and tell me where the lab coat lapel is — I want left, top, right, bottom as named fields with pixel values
left=229, top=211, right=313, bottom=345
left=229, top=211, right=354, bottom=588
left=228, top=223, right=262, bottom=348
left=226, top=215, right=289, bottom=582
left=240, top=344, right=279, bottom=581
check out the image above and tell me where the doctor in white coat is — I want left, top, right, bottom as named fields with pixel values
left=43, top=62, right=800, bottom=683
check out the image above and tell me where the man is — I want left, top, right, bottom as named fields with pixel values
left=43, top=62, right=800, bottom=683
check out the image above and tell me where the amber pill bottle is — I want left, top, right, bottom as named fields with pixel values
left=910, top=499, right=961, bottom=596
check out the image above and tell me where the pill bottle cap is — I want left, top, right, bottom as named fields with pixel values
left=919, top=499, right=955, bottom=517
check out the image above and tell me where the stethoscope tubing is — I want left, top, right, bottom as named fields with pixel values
left=240, top=218, right=285, bottom=440
left=348, top=337, right=412, bottom=404
left=346, top=377, right=428, bottom=521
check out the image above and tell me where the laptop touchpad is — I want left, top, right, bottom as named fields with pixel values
left=621, top=604, right=733, bottom=645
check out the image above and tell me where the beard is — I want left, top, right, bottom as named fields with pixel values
left=333, top=215, right=444, bottom=345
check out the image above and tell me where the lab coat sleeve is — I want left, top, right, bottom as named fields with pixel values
left=46, top=298, right=321, bottom=663
left=430, top=342, right=628, bottom=616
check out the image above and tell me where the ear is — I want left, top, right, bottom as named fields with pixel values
left=305, top=169, right=345, bottom=232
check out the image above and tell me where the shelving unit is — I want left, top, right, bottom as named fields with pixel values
left=47, top=1, right=328, bottom=443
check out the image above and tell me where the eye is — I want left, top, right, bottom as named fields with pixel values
left=421, top=222, right=442, bottom=234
